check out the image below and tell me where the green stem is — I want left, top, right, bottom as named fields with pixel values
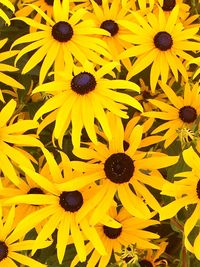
left=170, top=217, right=184, bottom=232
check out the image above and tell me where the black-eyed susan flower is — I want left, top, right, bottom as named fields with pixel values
left=0, top=39, right=24, bottom=102
left=0, top=206, right=51, bottom=267
left=71, top=207, right=160, bottom=267
left=32, top=62, right=142, bottom=148
left=0, top=99, right=42, bottom=185
left=12, top=0, right=111, bottom=84
left=57, top=113, right=178, bottom=224
left=119, top=5, right=200, bottom=92
left=7, top=148, right=109, bottom=264
left=138, top=241, right=168, bottom=267
left=0, top=158, right=53, bottom=229
left=0, top=0, right=14, bottom=25
left=144, top=82, right=200, bottom=148
left=159, top=147, right=200, bottom=260
left=16, top=0, right=55, bottom=22
left=85, top=0, right=134, bottom=70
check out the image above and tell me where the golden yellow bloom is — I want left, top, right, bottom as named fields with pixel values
left=119, top=5, right=200, bottom=92
left=7, top=148, right=110, bottom=264
left=0, top=99, right=42, bottom=185
left=138, top=241, right=168, bottom=267
left=33, top=62, right=142, bottom=147
left=0, top=39, right=24, bottom=102
left=160, top=147, right=200, bottom=259
left=85, top=0, right=134, bottom=70
left=12, top=0, right=111, bottom=83
left=144, top=82, right=200, bottom=148
left=57, top=113, right=178, bottom=224
left=71, top=207, right=160, bottom=267
left=0, top=206, right=51, bottom=267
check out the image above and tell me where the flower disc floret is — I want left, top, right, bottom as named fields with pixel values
left=162, top=0, right=176, bottom=11
left=196, top=180, right=200, bottom=199
left=139, top=260, right=154, bottom=267
left=100, top=20, right=119, bottom=36
left=0, top=242, right=8, bottom=261
left=104, top=153, right=134, bottom=183
left=179, top=106, right=197, bottom=123
left=71, top=72, right=97, bottom=95
left=154, top=31, right=173, bottom=51
left=59, top=191, right=83, bottom=212
left=103, top=225, right=122, bottom=239
left=52, top=21, right=73, bottom=42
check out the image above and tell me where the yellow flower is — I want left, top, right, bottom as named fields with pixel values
left=0, top=99, right=42, bottom=185
left=12, top=0, right=111, bottom=83
left=57, top=113, right=178, bottom=224
left=0, top=39, right=24, bottom=102
left=0, top=157, right=54, bottom=230
left=144, top=82, right=200, bottom=148
left=16, top=0, right=55, bottom=21
left=0, top=0, right=14, bottom=25
left=159, top=147, right=200, bottom=260
left=7, top=148, right=108, bottom=264
left=32, top=62, right=142, bottom=148
left=85, top=0, right=134, bottom=70
left=138, top=241, right=168, bottom=267
left=119, top=5, right=200, bottom=92
left=71, top=207, right=160, bottom=267
left=0, top=206, right=51, bottom=267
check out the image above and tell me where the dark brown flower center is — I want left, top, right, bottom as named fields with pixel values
left=139, top=260, right=153, bottom=267
left=52, top=21, right=73, bottom=42
left=196, top=180, right=200, bottom=199
left=100, top=20, right=119, bottom=36
left=71, top=72, right=96, bottom=95
left=103, top=225, right=122, bottom=239
left=0, top=242, right=8, bottom=261
left=154, top=31, right=173, bottom=51
left=59, top=191, right=83, bottom=212
left=179, top=106, right=197, bottom=123
left=104, top=153, right=134, bottom=183
left=27, top=187, right=44, bottom=194
left=162, top=0, right=176, bottom=11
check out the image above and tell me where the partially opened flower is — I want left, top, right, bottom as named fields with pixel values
left=0, top=206, right=51, bottom=267
left=159, top=147, right=200, bottom=260
left=0, top=0, right=15, bottom=25
left=57, top=113, right=178, bottom=224
left=12, top=0, right=111, bottom=83
left=33, top=62, right=142, bottom=147
left=144, top=82, right=200, bottom=148
left=7, top=148, right=109, bottom=264
left=0, top=99, right=42, bottom=185
left=119, top=5, right=200, bottom=92
left=0, top=39, right=24, bottom=102
left=71, top=207, right=160, bottom=267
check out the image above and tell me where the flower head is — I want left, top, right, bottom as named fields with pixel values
left=33, top=62, right=142, bottom=147
left=119, top=5, right=200, bottom=92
